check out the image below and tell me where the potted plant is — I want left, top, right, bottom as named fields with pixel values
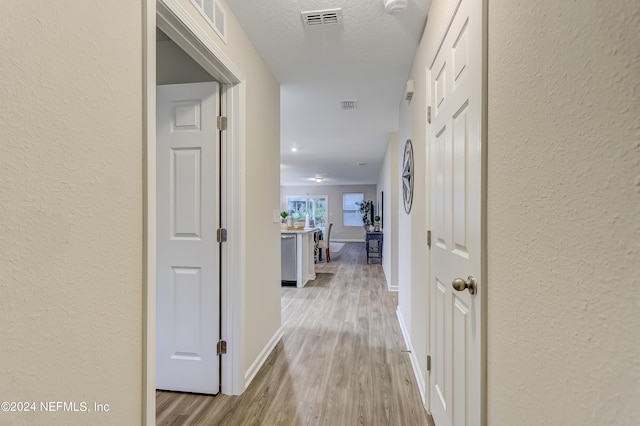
left=358, top=200, right=373, bottom=227
left=281, top=211, right=293, bottom=228
left=374, top=215, right=381, bottom=232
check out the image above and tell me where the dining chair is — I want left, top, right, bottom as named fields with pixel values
left=317, top=223, right=333, bottom=262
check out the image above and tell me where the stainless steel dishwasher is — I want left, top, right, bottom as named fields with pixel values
left=281, top=233, right=297, bottom=285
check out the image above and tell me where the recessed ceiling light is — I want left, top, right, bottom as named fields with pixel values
left=357, top=162, right=367, bottom=166
left=291, top=147, right=297, bottom=152
left=315, top=177, right=323, bottom=183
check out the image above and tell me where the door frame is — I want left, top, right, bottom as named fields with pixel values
left=144, top=0, right=246, bottom=423
left=424, top=0, right=488, bottom=423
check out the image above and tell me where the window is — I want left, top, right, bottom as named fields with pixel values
left=286, top=195, right=328, bottom=233
left=343, top=192, right=364, bottom=226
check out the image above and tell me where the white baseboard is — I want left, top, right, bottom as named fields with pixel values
left=396, top=307, right=426, bottom=405
left=243, top=326, right=284, bottom=390
left=380, top=263, right=397, bottom=291
left=332, top=238, right=364, bottom=243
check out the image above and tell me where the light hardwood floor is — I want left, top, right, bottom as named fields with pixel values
left=156, top=242, right=431, bottom=425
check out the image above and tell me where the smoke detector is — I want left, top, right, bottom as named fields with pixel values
left=383, top=0, right=408, bottom=14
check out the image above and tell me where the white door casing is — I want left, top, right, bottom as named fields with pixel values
left=428, top=0, right=483, bottom=424
left=156, top=82, right=221, bottom=394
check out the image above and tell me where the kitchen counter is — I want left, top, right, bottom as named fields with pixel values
left=281, top=229, right=317, bottom=288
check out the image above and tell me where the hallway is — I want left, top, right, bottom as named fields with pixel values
left=156, top=243, right=430, bottom=425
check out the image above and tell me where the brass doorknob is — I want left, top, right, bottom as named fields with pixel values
left=452, top=276, right=476, bottom=294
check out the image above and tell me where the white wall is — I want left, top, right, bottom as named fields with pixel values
left=280, top=184, right=378, bottom=241
left=377, top=134, right=399, bottom=290
left=487, top=0, right=640, bottom=424
left=0, top=1, right=143, bottom=424
left=395, top=0, right=438, bottom=393
left=0, top=1, right=282, bottom=423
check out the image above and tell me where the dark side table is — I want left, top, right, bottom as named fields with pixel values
left=365, top=231, right=383, bottom=264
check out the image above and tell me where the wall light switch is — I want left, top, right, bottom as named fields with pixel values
left=273, top=209, right=281, bottom=224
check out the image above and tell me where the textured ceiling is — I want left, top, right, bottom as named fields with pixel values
left=224, top=0, right=430, bottom=186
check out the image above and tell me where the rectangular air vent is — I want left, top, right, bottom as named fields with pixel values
left=405, top=80, right=414, bottom=101
left=301, top=8, right=343, bottom=27
left=191, top=0, right=227, bottom=43
left=340, top=100, right=358, bottom=110
left=213, top=2, right=226, bottom=37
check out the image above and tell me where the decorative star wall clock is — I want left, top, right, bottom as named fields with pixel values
left=402, top=139, right=414, bottom=214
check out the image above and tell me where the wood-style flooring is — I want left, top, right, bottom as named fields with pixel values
left=156, top=242, right=430, bottom=425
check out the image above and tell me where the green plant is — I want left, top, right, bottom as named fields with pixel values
left=280, top=211, right=288, bottom=219
left=357, top=200, right=374, bottom=226
left=374, top=215, right=380, bottom=222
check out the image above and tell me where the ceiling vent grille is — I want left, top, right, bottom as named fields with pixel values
left=340, top=100, right=358, bottom=110
left=301, top=8, right=343, bottom=27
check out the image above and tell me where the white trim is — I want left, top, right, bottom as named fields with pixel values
left=219, top=82, right=245, bottom=394
left=397, top=307, right=426, bottom=406
left=157, top=0, right=243, bottom=83
left=424, top=60, right=432, bottom=416
left=143, top=2, right=156, bottom=425
left=481, top=0, right=489, bottom=421
left=332, top=238, right=364, bottom=243
left=387, top=284, right=399, bottom=292
left=243, top=327, right=284, bottom=390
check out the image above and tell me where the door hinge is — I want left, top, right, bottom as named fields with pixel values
left=216, top=228, right=227, bottom=243
left=427, top=230, right=432, bottom=248
left=427, top=355, right=431, bottom=372
left=427, top=106, right=432, bottom=124
left=216, top=340, right=227, bottom=355
left=217, top=116, right=227, bottom=131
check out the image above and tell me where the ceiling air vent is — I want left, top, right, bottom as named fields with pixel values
left=301, top=8, right=343, bottom=27
left=340, top=100, right=358, bottom=110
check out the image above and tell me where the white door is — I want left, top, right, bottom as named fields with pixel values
left=428, top=0, right=483, bottom=424
left=156, top=82, right=221, bottom=394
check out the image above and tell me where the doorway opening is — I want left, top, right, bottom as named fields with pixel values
left=145, top=2, right=247, bottom=424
